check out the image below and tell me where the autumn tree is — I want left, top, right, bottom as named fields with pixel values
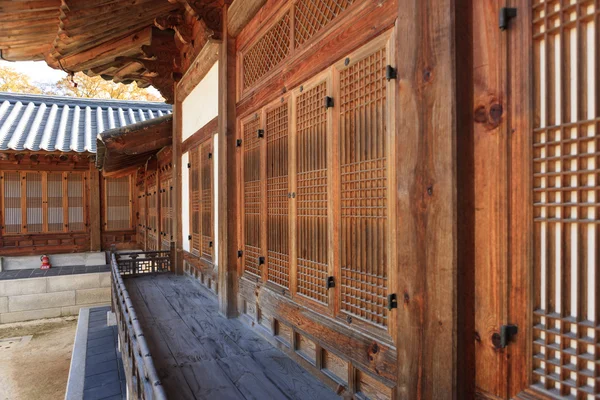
left=54, top=72, right=163, bottom=102
left=0, top=65, right=41, bottom=94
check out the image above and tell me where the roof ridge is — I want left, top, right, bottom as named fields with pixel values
left=0, top=91, right=171, bottom=108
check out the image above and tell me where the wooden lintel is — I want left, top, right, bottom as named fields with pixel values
left=181, top=116, right=218, bottom=154
left=176, top=39, right=220, bottom=102
left=227, top=0, right=266, bottom=37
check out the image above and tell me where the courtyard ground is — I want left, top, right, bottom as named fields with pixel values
left=0, top=317, right=77, bottom=400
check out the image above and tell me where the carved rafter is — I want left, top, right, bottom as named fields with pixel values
left=155, top=11, right=193, bottom=44
left=167, top=0, right=226, bottom=40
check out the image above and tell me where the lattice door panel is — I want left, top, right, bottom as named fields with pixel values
left=201, top=142, right=213, bottom=260
left=67, top=173, right=85, bottom=232
left=242, top=11, right=291, bottom=90
left=296, top=80, right=329, bottom=304
left=266, top=102, right=290, bottom=288
left=294, top=0, right=354, bottom=48
left=3, top=172, right=22, bottom=234
left=106, top=176, right=131, bottom=231
left=25, top=172, right=43, bottom=233
left=160, top=175, right=173, bottom=249
left=531, top=1, right=600, bottom=398
left=138, top=187, right=146, bottom=248
left=190, top=148, right=202, bottom=255
left=47, top=173, right=64, bottom=232
left=147, top=182, right=158, bottom=251
left=243, top=116, right=263, bottom=277
left=338, top=46, right=389, bottom=328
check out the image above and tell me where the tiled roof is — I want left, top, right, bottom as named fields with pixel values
left=0, top=92, right=172, bottom=154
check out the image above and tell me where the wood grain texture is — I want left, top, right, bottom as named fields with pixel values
left=227, top=0, right=267, bottom=37
left=395, top=0, right=458, bottom=398
left=172, top=90, right=183, bottom=274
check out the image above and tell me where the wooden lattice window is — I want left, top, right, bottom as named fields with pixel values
left=294, top=0, right=354, bottom=48
left=67, top=173, right=85, bottom=232
left=2, top=172, right=21, bottom=234
left=338, top=46, right=389, bottom=328
left=47, top=173, right=64, bottom=232
left=266, top=101, right=290, bottom=288
left=160, top=174, right=173, bottom=248
left=242, top=12, right=291, bottom=90
left=201, top=142, right=213, bottom=260
left=243, top=115, right=263, bottom=277
left=25, top=172, right=43, bottom=233
left=531, top=1, right=600, bottom=397
left=138, top=186, right=146, bottom=248
left=148, top=181, right=158, bottom=250
left=105, top=176, right=131, bottom=231
left=296, top=80, right=329, bottom=304
left=190, top=149, right=201, bottom=255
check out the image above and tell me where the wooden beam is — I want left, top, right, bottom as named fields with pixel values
left=89, top=162, right=102, bottom=251
left=217, top=4, right=238, bottom=318
left=395, top=0, right=458, bottom=398
left=172, top=87, right=183, bottom=274
left=181, top=116, right=218, bottom=154
left=176, top=39, right=220, bottom=102
left=227, top=0, right=266, bottom=37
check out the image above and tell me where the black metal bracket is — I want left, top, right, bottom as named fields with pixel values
left=208, top=152, right=213, bottom=159
left=326, top=276, right=335, bottom=289
left=324, top=96, right=334, bottom=109
left=257, top=129, right=264, bottom=138
left=187, top=162, right=191, bottom=168
left=236, top=139, right=242, bottom=147
left=499, top=7, right=517, bottom=30
left=237, top=250, right=243, bottom=258
left=499, top=324, right=518, bottom=348
left=386, top=65, right=397, bottom=81
left=258, top=256, right=265, bottom=265
left=209, top=241, right=213, bottom=248
left=188, top=235, right=192, bottom=240
left=387, top=293, right=398, bottom=310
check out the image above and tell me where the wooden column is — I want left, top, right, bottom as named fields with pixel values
left=172, top=94, right=183, bottom=274
left=218, top=4, right=239, bottom=317
left=89, top=162, right=102, bottom=251
left=395, top=0, right=460, bottom=398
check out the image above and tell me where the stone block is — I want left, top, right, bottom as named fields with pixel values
left=0, top=307, right=62, bottom=324
left=47, top=274, right=100, bottom=293
left=75, top=287, right=110, bottom=305
left=98, top=272, right=112, bottom=288
left=0, top=297, right=7, bottom=314
left=0, top=278, right=46, bottom=296
left=8, top=290, right=75, bottom=312
left=60, top=305, right=86, bottom=317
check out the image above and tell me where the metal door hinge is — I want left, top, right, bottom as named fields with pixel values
left=257, top=129, right=264, bottom=138
left=208, top=152, right=212, bottom=159
left=237, top=250, right=243, bottom=258
left=497, top=324, right=518, bottom=348
left=387, top=293, right=398, bottom=310
left=386, top=65, right=397, bottom=81
left=499, top=7, right=517, bottom=30
left=188, top=235, right=192, bottom=240
left=209, top=241, right=213, bottom=248
left=187, top=163, right=191, bottom=168
left=326, top=276, right=335, bottom=289
left=236, top=139, right=242, bottom=147
left=324, top=96, right=334, bottom=109
left=258, top=256, right=265, bottom=265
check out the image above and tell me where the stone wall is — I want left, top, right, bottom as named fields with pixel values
left=0, top=273, right=111, bottom=324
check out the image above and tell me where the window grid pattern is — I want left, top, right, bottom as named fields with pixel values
left=296, top=81, right=329, bottom=304
left=201, top=142, right=213, bottom=260
left=67, top=173, right=85, bottom=232
left=25, top=172, right=43, bottom=233
left=294, top=0, right=354, bottom=47
left=160, top=175, right=173, bottom=250
left=339, top=47, right=389, bottom=328
left=106, top=176, right=131, bottom=231
left=244, top=117, right=263, bottom=277
left=267, top=103, right=290, bottom=288
left=138, top=187, right=146, bottom=247
left=531, top=1, right=600, bottom=397
left=47, top=173, right=64, bottom=232
left=3, top=172, right=21, bottom=234
left=242, top=12, right=291, bottom=90
left=147, top=181, right=158, bottom=251
left=190, top=149, right=201, bottom=255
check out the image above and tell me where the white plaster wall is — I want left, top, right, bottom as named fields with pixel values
left=182, top=62, right=219, bottom=142
left=212, top=134, right=219, bottom=267
left=182, top=151, right=190, bottom=252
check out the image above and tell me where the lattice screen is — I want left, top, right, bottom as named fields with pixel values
left=190, top=148, right=201, bottom=255
left=138, top=187, right=146, bottom=248
left=106, top=176, right=131, bottom=230
left=243, top=116, right=263, bottom=277
left=160, top=175, right=173, bottom=249
left=67, top=173, right=85, bottom=232
left=294, top=0, right=354, bottom=47
left=47, top=173, right=64, bottom=232
left=296, top=81, right=329, bottom=304
left=267, top=102, right=290, bottom=288
left=339, top=47, right=389, bottom=327
left=531, top=1, right=600, bottom=397
left=25, top=172, right=43, bottom=233
left=201, top=142, right=213, bottom=260
left=242, top=12, right=291, bottom=90
left=148, top=182, right=158, bottom=250
left=2, top=172, right=21, bottom=234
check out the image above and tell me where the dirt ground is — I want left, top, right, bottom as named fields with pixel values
left=0, top=317, right=78, bottom=400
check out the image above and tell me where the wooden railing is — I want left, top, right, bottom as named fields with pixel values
left=114, top=249, right=171, bottom=276
left=111, top=253, right=167, bottom=400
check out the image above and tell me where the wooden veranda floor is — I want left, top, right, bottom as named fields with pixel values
left=125, top=274, right=338, bottom=400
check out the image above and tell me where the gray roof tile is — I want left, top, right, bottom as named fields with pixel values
left=0, top=92, right=172, bottom=154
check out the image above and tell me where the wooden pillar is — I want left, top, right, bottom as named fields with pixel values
left=172, top=96, right=183, bottom=274
left=395, top=0, right=460, bottom=398
left=89, top=162, right=101, bottom=251
left=218, top=4, right=238, bottom=317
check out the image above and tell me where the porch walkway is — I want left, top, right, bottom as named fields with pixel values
left=125, top=274, right=338, bottom=400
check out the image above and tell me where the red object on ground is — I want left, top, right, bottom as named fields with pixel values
left=40, top=255, right=52, bottom=270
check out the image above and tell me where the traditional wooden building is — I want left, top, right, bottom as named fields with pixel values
left=0, top=92, right=172, bottom=256
left=1, top=0, right=598, bottom=399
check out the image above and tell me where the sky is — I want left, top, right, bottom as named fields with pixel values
left=0, top=60, right=162, bottom=97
